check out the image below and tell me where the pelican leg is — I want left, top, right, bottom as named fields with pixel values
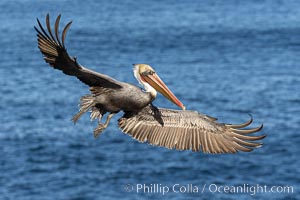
left=98, top=117, right=102, bottom=124
left=94, top=113, right=115, bottom=138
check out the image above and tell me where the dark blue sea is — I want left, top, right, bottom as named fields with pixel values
left=0, top=0, right=299, bottom=199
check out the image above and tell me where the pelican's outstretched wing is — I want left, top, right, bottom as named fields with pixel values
left=35, top=14, right=122, bottom=89
left=118, top=105, right=265, bottom=153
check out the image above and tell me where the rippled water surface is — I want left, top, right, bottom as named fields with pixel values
left=0, top=0, right=299, bottom=199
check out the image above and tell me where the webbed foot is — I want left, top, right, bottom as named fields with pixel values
left=93, top=113, right=115, bottom=138
left=94, top=123, right=106, bottom=138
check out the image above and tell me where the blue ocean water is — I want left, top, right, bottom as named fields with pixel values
left=0, top=0, right=299, bottom=199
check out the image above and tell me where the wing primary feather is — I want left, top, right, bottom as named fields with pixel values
left=229, top=131, right=266, bottom=141
left=38, top=39, right=57, bottom=52
left=34, top=26, right=55, bottom=46
left=218, top=135, right=238, bottom=153
left=54, top=14, right=63, bottom=47
left=46, top=13, right=57, bottom=42
left=62, top=21, right=72, bottom=47
left=231, top=141, right=253, bottom=152
left=232, top=124, right=263, bottom=134
left=226, top=115, right=253, bottom=128
left=214, top=135, right=230, bottom=153
left=36, top=18, right=55, bottom=45
left=232, top=137, right=263, bottom=148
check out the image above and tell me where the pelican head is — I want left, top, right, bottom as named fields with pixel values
left=133, top=64, right=185, bottom=110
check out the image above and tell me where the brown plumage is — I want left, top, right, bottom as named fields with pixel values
left=119, top=105, right=264, bottom=153
left=35, top=14, right=122, bottom=88
left=35, top=14, right=265, bottom=153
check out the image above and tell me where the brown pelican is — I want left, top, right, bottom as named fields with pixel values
left=35, top=14, right=265, bottom=153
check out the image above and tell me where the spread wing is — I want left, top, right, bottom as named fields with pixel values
left=35, top=14, right=122, bottom=89
left=118, top=105, right=265, bottom=153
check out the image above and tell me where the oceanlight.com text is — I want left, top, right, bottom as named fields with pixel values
left=123, top=183, right=294, bottom=196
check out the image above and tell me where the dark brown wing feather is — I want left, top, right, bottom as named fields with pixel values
left=35, top=14, right=122, bottom=89
left=118, top=105, right=265, bottom=153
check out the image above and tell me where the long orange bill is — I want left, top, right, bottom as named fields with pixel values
left=141, top=73, right=186, bottom=110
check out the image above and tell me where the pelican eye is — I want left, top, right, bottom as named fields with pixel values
left=141, top=70, right=155, bottom=76
left=149, top=70, right=155, bottom=75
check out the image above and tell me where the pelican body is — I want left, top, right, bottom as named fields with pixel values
left=85, top=64, right=184, bottom=114
left=35, top=14, right=265, bottom=153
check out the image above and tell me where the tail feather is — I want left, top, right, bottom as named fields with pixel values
left=72, top=95, right=95, bottom=123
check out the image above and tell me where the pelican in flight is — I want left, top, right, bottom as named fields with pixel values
left=35, top=14, right=265, bottom=153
